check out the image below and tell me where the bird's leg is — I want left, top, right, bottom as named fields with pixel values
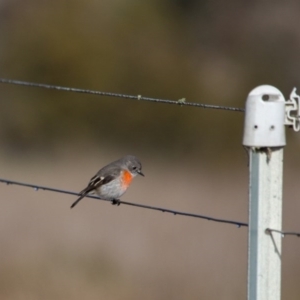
left=111, top=199, right=121, bottom=206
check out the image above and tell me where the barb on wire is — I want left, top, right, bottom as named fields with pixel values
left=266, top=228, right=300, bottom=238
left=0, top=78, right=245, bottom=112
left=0, top=178, right=248, bottom=227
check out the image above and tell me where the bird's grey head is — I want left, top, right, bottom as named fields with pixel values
left=123, top=155, right=144, bottom=177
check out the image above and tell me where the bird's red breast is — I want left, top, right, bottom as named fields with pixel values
left=122, top=170, right=133, bottom=188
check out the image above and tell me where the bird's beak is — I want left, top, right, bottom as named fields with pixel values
left=138, top=170, right=145, bottom=177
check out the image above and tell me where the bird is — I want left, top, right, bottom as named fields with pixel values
left=70, top=155, right=144, bottom=208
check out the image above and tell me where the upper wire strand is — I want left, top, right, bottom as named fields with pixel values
left=0, top=78, right=245, bottom=112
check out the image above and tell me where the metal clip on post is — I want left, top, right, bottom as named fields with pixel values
left=285, top=88, right=300, bottom=131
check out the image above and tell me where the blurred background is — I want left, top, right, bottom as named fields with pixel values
left=0, top=0, right=300, bottom=299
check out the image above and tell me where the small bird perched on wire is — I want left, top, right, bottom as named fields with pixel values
left=70, top=155, right=144, bottom=208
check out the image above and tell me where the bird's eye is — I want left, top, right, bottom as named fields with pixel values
left=132, top=166, right=137, bottom=170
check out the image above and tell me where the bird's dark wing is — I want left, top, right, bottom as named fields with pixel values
left=70, top=171, right=118, bottom=209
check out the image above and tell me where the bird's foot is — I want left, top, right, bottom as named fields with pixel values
left=111, top=199, right=121, bottom=206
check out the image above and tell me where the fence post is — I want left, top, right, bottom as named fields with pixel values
left=243, top=85, right=286, bottom=300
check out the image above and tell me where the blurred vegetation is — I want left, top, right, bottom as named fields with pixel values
left=0, top=0, right=299, bottom=160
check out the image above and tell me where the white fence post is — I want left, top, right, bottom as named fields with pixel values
left=243, top=85, right=286, bottom=300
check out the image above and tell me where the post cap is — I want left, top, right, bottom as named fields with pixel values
left=243, top=85, right=286, bottom=147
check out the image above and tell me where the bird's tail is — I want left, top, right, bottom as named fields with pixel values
left=70, top=194, right=86, bottom=209
left=70, top=186, right=93, bottom=209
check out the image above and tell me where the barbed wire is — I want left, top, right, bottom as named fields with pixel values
left=1, top=177, right=300, bottom=238
left=0, top=178, right=247, bottom=227
left=0, top=78, right=245, bottom=112
left=266, top=228, right=300, bottom=238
